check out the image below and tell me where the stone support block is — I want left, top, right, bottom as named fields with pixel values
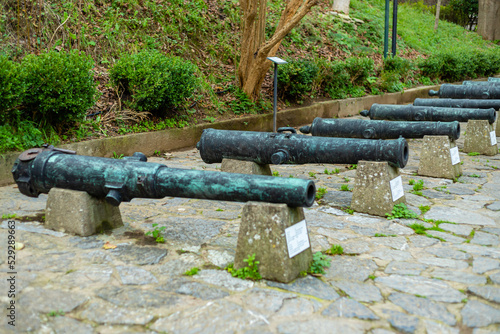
left=494, top=111, right=500, bottom=135
left=351, top=161, right=406, bottom=217
left=418, top=136, right=462, bottom=180
left=463, top=120, right=498, bottom=156
left=235, top=202, right=312, bottom=283
left=221, top=159, right=272, bottom=176
left=45, top=188, right=123, bottom=236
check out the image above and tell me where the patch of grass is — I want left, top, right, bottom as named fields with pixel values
left=342, top=207, right=354, bottom=215
left=225, top=254, right=262, bottom=281
left=1, top=214, right=17, bottom=219
left=386, top=203, right=418, bottom=220
left=183, top=267, right=200, bottom=276
left=324, top=168, right=340, bottom=175
left=368, top=275, right=376, bottom=280
left=347, top=164, right=357, bottom=170
left=309, top=171, right=317, bottom=178
left=316, top=187, right=328, bottom=200
left=325, top=244, right=344, bottom=255
left=469, top=174, right=481, bottom=178
left=340, top=184, right=351, bottom=192
left=272, top=171, right=281, bottom=177
left=308, top=251, right=331, bottom=275
left=112, top=152, right=124, bottom=159
left=216, top=208, right=224, bottom=211
left=418, top=205, right=430, bottom=215
left=408, top=179, right=415, bottom=185
left=408, top=223, right=427, bottom=235
left=467, top=152, right=480, bottom=156
left=47, top=310, right=65, bottom=317
left=145, top=223, right=166, bottom=243
left=343, top=177, right=350, bottom=183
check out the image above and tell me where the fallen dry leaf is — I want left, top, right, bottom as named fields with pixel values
left=103, top=241, right=117, bottom=250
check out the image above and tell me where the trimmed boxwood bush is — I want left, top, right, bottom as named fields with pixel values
left=109, top=49, right=200, bottom=115
left=21, top=50, right=98, bottom=127
left=0, top=56, right=24, bottom=124
left=277, top=59, right=318, bottom=101
left=419, top=48, right=500, bottom=82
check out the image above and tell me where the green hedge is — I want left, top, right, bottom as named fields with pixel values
left=0, top=56, right=24, bottom=124
left=109, top=49, right=200, bottom=115
left=21, top=50, right=98, bottom=127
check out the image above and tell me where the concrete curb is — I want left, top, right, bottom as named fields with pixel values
left=0, top=84, right=439, bottom=186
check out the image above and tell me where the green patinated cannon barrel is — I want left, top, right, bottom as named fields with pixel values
left=12, top=146, right=316, bottom=207
left=463, top=80, right=500, bottom=86
left=414, top=98, right=500, bottom=111
left=360, top=103, right=496, bottom=124
left=299, top=118, right=460, bottom=140
left=429, top=84, right=500, bottom=99
left=197, top=128, right=409, bottom=168
left=489, top=77, right=500, bottom=83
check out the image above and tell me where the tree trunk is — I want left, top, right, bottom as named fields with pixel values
left=332, top=0, right=350, bottom=15
left=477, top=0, right=500, bottom=41
left=434, top=0, right=441, bottom=31
left=238, top=0, right=318, bottom=100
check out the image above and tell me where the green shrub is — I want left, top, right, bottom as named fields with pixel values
left=228, top=86, right=257, bottom=114
left=109, top=49, right=200, bottom=115
left=277, top=59, right=318, bottom=101
left=316, top=59, right=350, bottom=99
left=441, top=0, right=478, bottom=27
left=317, top=57, right=373, bottom=99
left=21, top=50, right=98, bottom=127
left=419, top=48, right=500, bottom=82
left=0, top=56, right=24, bottom=123
left=0, top=121, right=45, bottom=153
left=345, top=56, right=374, bottom=87
left=379, top=71, right=405, bottom=93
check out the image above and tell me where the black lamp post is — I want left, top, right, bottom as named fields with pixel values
left=267, top=57, right=287, bottom=133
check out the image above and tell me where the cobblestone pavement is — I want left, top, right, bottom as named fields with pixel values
left=1, top=123, right=500, bottom=334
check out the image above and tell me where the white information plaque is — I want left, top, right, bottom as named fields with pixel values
left=285, top=220, right=310, bottom=258
left=490, top=131, right=497, bottom=146
left=450, top=147, right=460, bottom=165
left=389, top=176, right=404, bottom=202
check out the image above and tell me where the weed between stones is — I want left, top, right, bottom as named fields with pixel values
left=225, top=254, right=262, bottom=281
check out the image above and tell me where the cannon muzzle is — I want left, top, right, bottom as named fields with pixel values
left=197, top=128, right=409, bottom=168
left=12, top=146, right=316, bottom=207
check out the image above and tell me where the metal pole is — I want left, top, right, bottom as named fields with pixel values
left=384, top=0, right=390, bottom=59
left=392, top=0, right=398, bottom=57
left=273, top=63, right=278, bottom=133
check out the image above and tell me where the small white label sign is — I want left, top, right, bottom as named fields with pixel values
left=389, top=176, right=404, bottom=202
left=285, top=220, right=310, bottom=258
left=450, top=147, right=460, bottom=165
left=490, top=131, right=497, bottom=146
